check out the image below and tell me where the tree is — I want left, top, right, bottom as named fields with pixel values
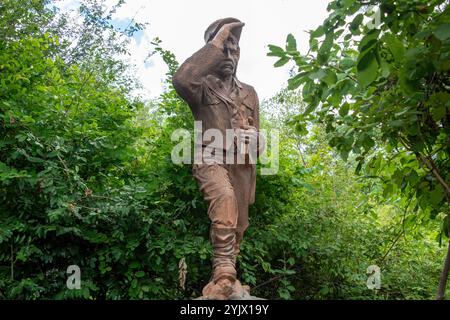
left=269, top=0, right=450, bottom=299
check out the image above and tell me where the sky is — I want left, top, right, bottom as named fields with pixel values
left=56, top=0, right=331, bottom=101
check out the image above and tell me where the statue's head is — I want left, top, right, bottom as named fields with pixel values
left=204, top=17, right=242, bottom=78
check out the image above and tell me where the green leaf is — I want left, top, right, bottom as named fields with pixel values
left=311, top=25, right=325, bottom=38
left=406, top=170, right=419, bottom=185
left=267, top=45, right=285, bottom=57
left=340, top=57, right=355, bottom=70
left=302, top=81, right=313, bottom=98
left=340, top=149, right=349, bottom=162
left=430, top=186, right=444, bottom=206
left=342, top=0, right=356, bottom=9
left=339, top=103, right=349, bottom=117
left=294, top=122, right=308, bottom=136
left=135, top=271, right=145, bottom=278
left=355, top=161, right=363, bottom=174
left=429, top=92, right=450, bottom=121
left=388, top=120, right=404, bottom=127
left=350, top=14, right=364, bottom=31
left=304, top=102, right=317, bottom=115
left=288, top=72, right=307, bottom=90
left=384, top=33, right=404, bottom=63
left=274, top=56, right=290, bottom=67
left=431, top=105, right=446, bottom=121
left=27, top=156, right=45, bottom=163
left=357, top=48, right=379, bottom=87
left=323, top=69, right=337, bottom=85
left=434, top=24, right=450, bottom=41
left=358, top=29, right=380, bottom=52
left=308, top=69, right=327, bottom=81
left=286, top=33, right=297, bottom=52
left=383, top=183, right=394, bottom=198
left=318, top=32, right=334, bottom=64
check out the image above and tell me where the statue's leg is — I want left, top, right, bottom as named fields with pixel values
left=233, top=197, right=249, bottom=264
left=227, top=163, right=252, bottom=297
left=193, top=163, right=239, bottom=298
left=225, top=164, right=251, bottom=263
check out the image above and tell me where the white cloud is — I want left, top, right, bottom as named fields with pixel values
left=57, top=0, right=331, bottom=101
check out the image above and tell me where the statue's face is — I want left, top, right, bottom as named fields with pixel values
left=218, top=33, right=240, bottom=78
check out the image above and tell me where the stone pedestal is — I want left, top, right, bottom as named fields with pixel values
left=195, top=294, right=266, bottom=300
left=195, top=280, right=265, bottom=300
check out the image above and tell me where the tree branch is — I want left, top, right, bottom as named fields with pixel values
left=418, top=155, right=450, bottom=199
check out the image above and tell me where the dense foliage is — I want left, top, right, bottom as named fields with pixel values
left=0, top=0, right=448, bottom=300
left=269, top=0, right=450, bottom=298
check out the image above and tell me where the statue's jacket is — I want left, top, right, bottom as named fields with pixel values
left=173, top=42, right=259, bottom=205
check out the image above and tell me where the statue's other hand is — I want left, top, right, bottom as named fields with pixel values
left=239, top=125, right=265, bottom=155
left=239, top=124, right=257, bottom=132
left=238, top=125, right=257, bottom=152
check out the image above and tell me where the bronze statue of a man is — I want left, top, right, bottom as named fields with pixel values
left=173, top=17, right=264, bottom=299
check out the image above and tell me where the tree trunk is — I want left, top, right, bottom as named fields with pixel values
left=415, top=154, right=450, bottom=300
left=436, top=239, right=450, bottom=300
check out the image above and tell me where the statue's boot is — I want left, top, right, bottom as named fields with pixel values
left=232, top=230, right=250, bottom=296
left=233, top=230, right=243, bottom=263
left=202, top=227, right=237, bottom=299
